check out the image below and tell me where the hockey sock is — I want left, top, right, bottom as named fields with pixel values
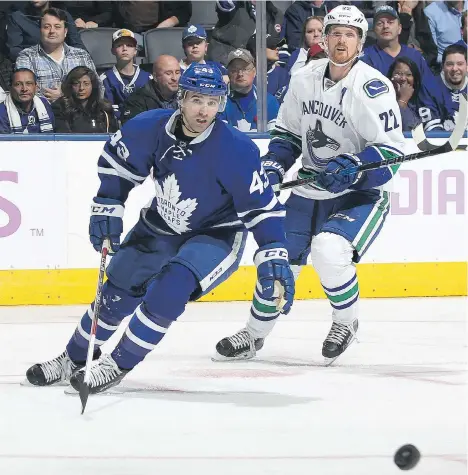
left=246, top=281, right=281, bottom=339
left=111, top=263, right=199, bottom=370
left=66, top=281, right=142, bottom=362
left=311, top=232, right=359, bottom=323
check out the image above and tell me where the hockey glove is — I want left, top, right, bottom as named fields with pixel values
left=316, top=154, right=362, bottom=194
left=254, top=243, right=295, bottom=314
left=262, top=158, right=285, bottom=197
left=89, top=197, right=124, bottom=254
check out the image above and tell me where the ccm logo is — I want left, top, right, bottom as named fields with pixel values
left=210, top=266, right=224, bottom=281
left=264, top=250, right=287, bottom=258
left=91, top=206, right=116, bottom=213
left=200, top=83, right=216, bottom=88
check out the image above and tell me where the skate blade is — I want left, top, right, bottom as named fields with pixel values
left=20, top=379, right=70, bottom=387
left=211, top=352, right=255, bottom=362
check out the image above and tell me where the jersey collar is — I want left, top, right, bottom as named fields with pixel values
left=164, top=109, right=216, bottom=144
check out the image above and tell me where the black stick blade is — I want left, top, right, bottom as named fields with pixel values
left=79, top=382, right=90, bottom=415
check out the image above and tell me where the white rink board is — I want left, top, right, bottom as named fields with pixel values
left=0, top=138, right=466, bottom=270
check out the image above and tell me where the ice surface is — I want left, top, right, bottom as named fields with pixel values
left=0, top=298, right=466, bottom=475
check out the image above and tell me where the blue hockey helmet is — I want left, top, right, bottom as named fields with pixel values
left=178, top=63, right=227, bottom=112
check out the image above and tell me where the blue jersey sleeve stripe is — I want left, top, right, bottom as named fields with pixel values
left=244, top=210, right=286, bottom=229
left=237, top=196, right=278, bottom=217
left=100, top=149, right=147, bottom=183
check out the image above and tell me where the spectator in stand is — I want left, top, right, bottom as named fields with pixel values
left=393, top=0, right=438, bottom=71
left=101, top=29, right=151, bottom=120
left=424, top=0, right=466, bottom=64
left=388, top=57, right=448, bottom=131
left=180, top=25, right=228, bottom=82
left=457, top=10, right=467, bottom=46
left=64, top=1, right=113, bottom=29
left=112, top=1, right=192, bottom=34
left=208, top=1, right=284, bottom=66
left=0, top=50, right=13, bottom=98
left=437, top=43, right=467, bottom=125
left=52, top=65, right=117, bottom=133
left=121, top=55, right=180, bottom=124
left=305, top=42, right=327, bottom=63
left=16, top=8, right=98, bottom=103
left=219, top=48, right=279, bottom=132
left=6, top=1, right=86, bottom=62
left=0, top=68, right=55, bottom=134
left=246, top=33, right=289, bottom=103
left=287, top=15, right=324, bottom=75
left=283, top=1, right=339, bottom=50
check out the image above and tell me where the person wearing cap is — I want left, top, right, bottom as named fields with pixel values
left=218, top=48, right=279, bottom=132
left=180, top=24, right=228, bottom=82
left=361, top=5, right=453, bottom=133
left=246, top=33, right=289, bottom=104
left=101, top=29, right=151, bottom=121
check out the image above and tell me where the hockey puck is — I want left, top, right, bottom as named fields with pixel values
left=394, top=444, right=421, bottom=470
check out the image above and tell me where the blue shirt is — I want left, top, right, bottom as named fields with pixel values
left=101, top=65, right=151, bottom=119
left=219, top=85, right=280, bottom=132
left=424, top=1, right=466, bottom=63
left=97, top=109, right=285, bottom=246
left=0, top=96, right=54, bottom=134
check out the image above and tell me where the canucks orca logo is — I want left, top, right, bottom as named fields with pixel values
left=306, top=120, right=341, bottom=168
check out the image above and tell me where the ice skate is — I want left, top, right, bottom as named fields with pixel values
left=25, top=350, right=88, bottom=386
left=322, top=319, right=359, bottom=366
left=213, top=328, right=264, bottom=361
left=69, top=354, right=129, bottom=395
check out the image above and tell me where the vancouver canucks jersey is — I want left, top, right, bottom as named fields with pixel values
left=96, top=109, right=285, bottom=246
left=101, top=66, right=151, bottom=118
left=269, top=59, right=406, bottom=200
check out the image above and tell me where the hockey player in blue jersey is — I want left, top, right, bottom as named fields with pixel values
left=215, top=5, right=406, bottom=364
left=101, top=29, right=151, bottom=120
left=25, top=63, right=295, bottom=393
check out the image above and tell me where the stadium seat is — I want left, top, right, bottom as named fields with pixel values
left=144, top=28, right=185, bottom=63
left=190, top=0, right=218, bottom=27
left=79, top=28, right=119, bottom=71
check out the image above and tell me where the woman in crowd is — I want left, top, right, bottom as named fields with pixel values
left=388, top=56, right=450, bottom=132
left=287, top=16, right=324, bottom=74
left=52, top=66, right=118, bottom=134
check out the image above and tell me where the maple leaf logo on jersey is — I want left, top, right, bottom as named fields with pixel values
left=154, top=174, right=198, bottom=234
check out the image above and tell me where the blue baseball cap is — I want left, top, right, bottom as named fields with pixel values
left=374, top=5, right=399, bottom=22
left=182, top=25, right=207, bottom=42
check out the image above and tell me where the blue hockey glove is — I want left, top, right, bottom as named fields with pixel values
left=89, top=197, right=124, bottom=254
left=262, top=158, right=285, bottom=197
left=254, top=243, right=295, bottom=314
left=316, top=154, right=361, bottom=194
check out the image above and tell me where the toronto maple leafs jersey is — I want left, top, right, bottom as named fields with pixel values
left=96, top=109, right=285, bottom=246
left=436, top=73, right=468, bottom=122
left=269, top=59, right=406, bottom=200
left=101, top=66, right=151, bottom=118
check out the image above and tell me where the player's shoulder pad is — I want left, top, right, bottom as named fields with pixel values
left=215, top=119, right=260, bottom=157
left=120, top=108, right=173, bottom=136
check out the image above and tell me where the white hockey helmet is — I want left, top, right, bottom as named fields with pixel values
left=323, top=5, right=368, bottom=45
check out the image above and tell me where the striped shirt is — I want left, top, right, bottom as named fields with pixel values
left=16, top=43, right=98, bottom=94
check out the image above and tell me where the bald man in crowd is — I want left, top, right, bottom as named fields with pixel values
left=121, top=54, right=181, bottom=123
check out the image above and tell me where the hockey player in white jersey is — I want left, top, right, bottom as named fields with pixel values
left=25, top=63, right=295, bottom=394
left=215, top=5, right=406, bottom=363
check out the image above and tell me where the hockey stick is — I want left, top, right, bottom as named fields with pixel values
left=275, top=93, right=467, bottom=192
left=78, top=238, right=110, bottom=415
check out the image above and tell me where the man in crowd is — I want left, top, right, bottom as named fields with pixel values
left=219, top=48, right=279, bottom=132
left=121, top=54, right=180, bottom=123
left=15, top=7, right=98, bottom=102
left=101, top=29, right=151, bottom=120
left=0, top=68, right=54, bottom=133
